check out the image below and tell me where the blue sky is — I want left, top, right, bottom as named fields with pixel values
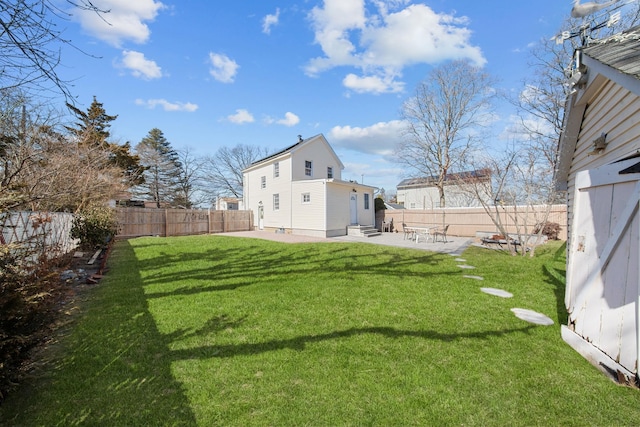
left=55, top=0, right=588, bottom=194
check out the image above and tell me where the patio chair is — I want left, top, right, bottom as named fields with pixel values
left=432, top=224, right=449, bottom=243
left=402, top=223, right=414, bottom=240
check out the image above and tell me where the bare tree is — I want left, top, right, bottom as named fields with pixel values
left=200, top=144, right=269, bottom=203
left=174, top=146, right=205, bottom=209
left=396, top=60, right=497, bottom=208
left=514, top=4, right=640, bottom=205
left=0, top=0, right=107, bottom=98
left=0, top=92, right=128, bottom=212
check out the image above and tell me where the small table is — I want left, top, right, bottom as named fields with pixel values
left=407, top=226, right=437, bottom=243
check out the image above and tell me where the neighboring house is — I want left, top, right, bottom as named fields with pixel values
left=384, top=202, right=405, bottom=210
left=396, top=169, right=491, bottom=209
left=555, top=27, right=640, bottom=383
left=243, top=134, right=376, bottom=237
left=216, top=197, right=243, bottom=211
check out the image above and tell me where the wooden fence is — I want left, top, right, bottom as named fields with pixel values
left=116, top=208, right=254, bottom=238
left=382, top=204, right=568, bottom=240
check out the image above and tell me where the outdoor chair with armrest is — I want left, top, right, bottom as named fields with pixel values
left=402, top=223, right=414, bottom=240
left=432, top=224, right=449, bottom=243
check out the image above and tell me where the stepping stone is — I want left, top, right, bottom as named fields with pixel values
left=457, top=264, right=475, bottom=269
left=455, top=258, right=466, bottom=262
left=481, top=287, right=512, bottom=298
left=510, top=308, right=554, bottom=325
left=464, top=275, right=484, bottom=280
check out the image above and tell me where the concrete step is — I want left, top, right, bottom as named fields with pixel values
left=347, top=225, right=381, bottom=238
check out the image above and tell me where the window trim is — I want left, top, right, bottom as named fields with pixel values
left=274, top=162, right=280, bottom=178
left=302, top=192, right=311, bottom=204
left=273, top=193, right=280, bottom=211
left=327, top=166, right=333, bottom=179
left=305, top=160, right=313, bottom=177
left=261, top=175, right=266, bottom=189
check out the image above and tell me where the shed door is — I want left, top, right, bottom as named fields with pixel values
left=567, top=158, right=640, bottom=373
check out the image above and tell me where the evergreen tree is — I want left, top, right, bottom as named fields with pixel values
left=135, top=128, right=183, bottom=207
left=65, top=97, right=144, bottom=185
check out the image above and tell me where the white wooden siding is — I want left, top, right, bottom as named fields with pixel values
left=291, top=180, right=326, bottom=232
left=567, top=159, right=639, bottom=373
left=291, top=141, right=342, bottom=181
left=566, top=83, right=640, bottom=256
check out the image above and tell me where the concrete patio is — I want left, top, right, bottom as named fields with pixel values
left=223, top=230, right=475, bottom=255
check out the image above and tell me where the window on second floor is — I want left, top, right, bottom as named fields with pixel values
left=305, top=160, right=312, bottom=177
left=273, top=193, right=280, bottom=210
left=327, top=166, right=333, bottom=179
left=261, top=176, right=266, bottom=189
left=274, top=162, right=279, bottom=178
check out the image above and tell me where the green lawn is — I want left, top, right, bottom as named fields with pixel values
left=2, top=235, right=640, bottom=426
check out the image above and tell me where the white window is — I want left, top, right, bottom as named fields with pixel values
left=302, top=193, right=311, bottom=203
left=274, top=162, right=279, bottom=178
left=273, top=194, right=280, bottom=210
left=305, top=160, right=312, bottom=177
left=327, top=166, right=333, bottom=179
left=364, top=193, right=370, bottom=210
left=261, top=176, right=266, bottom=189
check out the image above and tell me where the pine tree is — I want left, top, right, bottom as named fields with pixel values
left=135, top=128, right=183, bottom=208
left=65, top=97, right=144, bottom=185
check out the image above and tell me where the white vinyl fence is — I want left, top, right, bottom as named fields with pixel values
left=0, top=211, right=78, bottom=260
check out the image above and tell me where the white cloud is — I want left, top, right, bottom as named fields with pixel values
left=343, top=73, right=404, bottom=94
left=121, top=50, right=162, bottom=79
left=135, top=98, right=198, bottom=112
left=263, top=8, right=280, bottom=34
left=73, top=0, right=165, bottom=47
left=208, top=52, right=239, bottom=83
left=227, top=109, right=255, bottom=124
left=328, top=120, right=406, bottom=155
left=277, top=112, right=300, bottom=126
left=306, top=0, right=485, bottom=94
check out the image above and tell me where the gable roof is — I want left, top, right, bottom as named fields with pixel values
left=243, top=134, right=345, bottom=172
left=555, top=27, right=640, bottom=190
left=397, top=169, right=491, bottom=189
left=583, top=27, right=640, bottom=78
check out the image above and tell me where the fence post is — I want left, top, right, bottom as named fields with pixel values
left=164, top=209, right=169, bottom=237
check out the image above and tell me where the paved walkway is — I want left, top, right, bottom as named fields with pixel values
left=223, top=230, right=474, bottom=255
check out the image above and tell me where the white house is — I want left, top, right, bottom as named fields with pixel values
left=555, top=27, right=640, bottom=384
left=215, top=197, right=243, bottom=211
left=242, top=134, right=376, bottom=237
left=396, top=169, right=491, bottom=209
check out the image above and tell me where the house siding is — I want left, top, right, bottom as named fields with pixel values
left=326, top=185, right=355, bottom=236
left=566, top=82, right=640, bottom=252
left=244, top=155, right=294, bottom=229
left=291, top=180, right=327, bottom=234
left=291, top=140, right=342, bottom=181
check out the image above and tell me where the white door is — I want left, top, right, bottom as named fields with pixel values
left=350, top=194, right=358, bottom=225
left=258, top=203, right=264, bottom=230
left=567, top=157, right=640, bottom=373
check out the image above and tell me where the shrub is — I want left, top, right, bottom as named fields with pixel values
left=534, top=221, right=561, bottom=240
left=71, top=204, right=118, bottom=250
left=374, top=197, right=386, bottom=212
left=0, top=242, right=64, bottom=403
